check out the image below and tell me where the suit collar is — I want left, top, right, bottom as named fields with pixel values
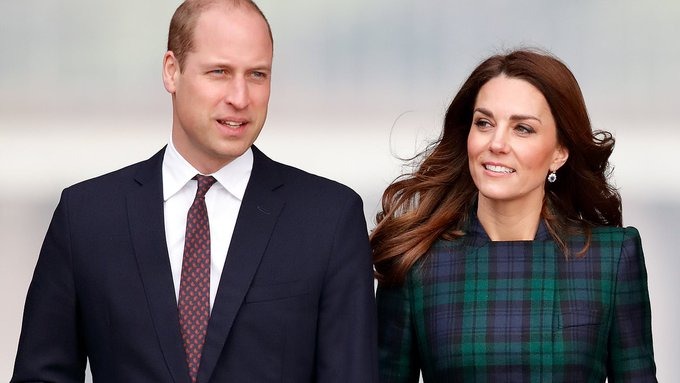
left=198, top=145, right=286, bottom=382
left=246, top=145, right=284, bottom=192
left=130, top=146, right=286, bottom=383
left=129, top=147, right=191, bottom=383
left=133, top=147, right=166, bottom=186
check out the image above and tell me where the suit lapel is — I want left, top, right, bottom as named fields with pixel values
left=198, top=147, right=285, bottom=382
left=127, top=148, right=190, bottom=383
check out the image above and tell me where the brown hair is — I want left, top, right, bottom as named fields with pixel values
left=167, top=0, right=273, bottom=71
left=371, top=49, right=622, bottom=285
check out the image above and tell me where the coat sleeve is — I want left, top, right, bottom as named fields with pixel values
left=11, top=189, right=87, bottom=382
left=607, top=227, right=657, bottom=382
left=314, top=192, right=378, bottom=382
left=376, top=278, right=420, bottom=383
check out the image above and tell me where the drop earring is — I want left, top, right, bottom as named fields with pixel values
left=547, top=171, right=557, bottom=183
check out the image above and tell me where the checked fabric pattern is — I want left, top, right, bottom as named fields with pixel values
left=377, top=215, right=656, bottom=382
left=178, top=174, right=217, bottom=383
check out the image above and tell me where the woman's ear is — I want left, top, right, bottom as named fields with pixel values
left=552, top=144, right=569, bottom=171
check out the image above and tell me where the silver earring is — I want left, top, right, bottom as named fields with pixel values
left=547, top=171, right=557, bottom=183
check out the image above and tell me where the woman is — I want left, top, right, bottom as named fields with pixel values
left=371, top=49, right=657, bottom=382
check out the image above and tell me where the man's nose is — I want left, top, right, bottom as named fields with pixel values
left=224, top=78, right=249, bottom=109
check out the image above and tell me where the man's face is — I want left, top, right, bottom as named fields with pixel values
left=163, top=5, right=273, bottom=173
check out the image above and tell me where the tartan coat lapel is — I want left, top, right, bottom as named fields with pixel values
left=412, top=217, right=560, bottom=380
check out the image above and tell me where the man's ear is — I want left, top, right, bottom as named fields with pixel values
left=162, top=51, right=179, bottom=94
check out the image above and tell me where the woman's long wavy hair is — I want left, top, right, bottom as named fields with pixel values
left=371, top=49, right=622, bottom=286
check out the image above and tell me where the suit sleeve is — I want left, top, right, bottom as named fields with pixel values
left=607, top=227, right=657, bottom=382
left=376, top=279, right=420, bottom=383
left=11, top=189, right=87, bottom=382
left=314, top=193, right=378, bottom=382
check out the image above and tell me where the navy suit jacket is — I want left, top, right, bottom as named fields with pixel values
left=12, top=146, right=378, bottom=382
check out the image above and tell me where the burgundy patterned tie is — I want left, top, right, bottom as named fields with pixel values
left=178, top=174, right=216, bottom=383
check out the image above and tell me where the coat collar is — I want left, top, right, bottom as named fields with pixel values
left=464, top=210, right=552, bottom=246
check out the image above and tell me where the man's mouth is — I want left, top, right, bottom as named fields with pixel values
left=217, top=120, right=245, bottom=128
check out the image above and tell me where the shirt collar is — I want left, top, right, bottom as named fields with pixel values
left=162, top=140, right=253, bottom=202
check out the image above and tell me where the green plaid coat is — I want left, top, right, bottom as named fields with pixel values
left=377, top=217, right=656, bottom=382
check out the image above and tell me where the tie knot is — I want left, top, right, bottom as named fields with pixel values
left=193, top=175, right=217, bottom=199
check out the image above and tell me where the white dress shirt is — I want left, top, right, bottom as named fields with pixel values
left=162, top=141, right=253, bottom=310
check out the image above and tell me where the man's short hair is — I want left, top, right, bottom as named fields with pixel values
left=167, top=0, right=273, bottom=71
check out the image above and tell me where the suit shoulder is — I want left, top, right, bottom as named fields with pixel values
left=64, top=149, right=163, bottom=195
left=67, top=161, right=138, bottom=189
left=272, top=160, right=360, bottom=200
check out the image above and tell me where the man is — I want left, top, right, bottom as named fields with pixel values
left=11, top=0, right=378, bottom=382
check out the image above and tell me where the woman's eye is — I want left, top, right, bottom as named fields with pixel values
left=515, top=125, right=535, bottom=134
left=474, top=119, right=492, bottom=129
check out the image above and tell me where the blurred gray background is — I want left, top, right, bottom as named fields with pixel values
left=1, top=0, right=678, bottom=380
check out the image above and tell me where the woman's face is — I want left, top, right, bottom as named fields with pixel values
left=467, top=75, right=568, bottom=208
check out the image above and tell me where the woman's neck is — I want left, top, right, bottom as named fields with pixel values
left=476, top=194, right=543, bottom=241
